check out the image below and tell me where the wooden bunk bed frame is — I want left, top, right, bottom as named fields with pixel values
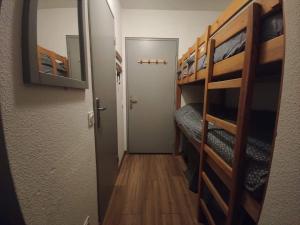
left=37, top=46, right=69, bottom=77
left=175, top=0, right=284, bottom=224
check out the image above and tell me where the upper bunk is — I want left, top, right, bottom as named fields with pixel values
left=177, top=0, right=284, bottom=86
left=37, top=46, right=69, bottom=77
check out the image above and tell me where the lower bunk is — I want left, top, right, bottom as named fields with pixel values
left=175, top=103, right=276, bottom=223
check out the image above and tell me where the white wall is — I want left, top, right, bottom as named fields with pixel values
left=107, top=0, right=125, bottom=164
left=37, top=8, right=78, bottom=57
left=259, top=0, right=300, bottom=224
left=0, top=0, right=98, bottom=225
left=121, top=9, right=220, bottom=150
left=122, top=9, right=220, bottom=56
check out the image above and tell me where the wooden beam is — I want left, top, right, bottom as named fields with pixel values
left=210, top=0, right=281, bottom=36
left=196, top=69, right=207, bottom=81
left=206, top=156, right=232, bottom=189
left=177, top=123, right=201, bottom=152
left=208, top=78, right=242, bottom=90
left=226, top=4, right=261, bottom=225
left=242, top=192, right=262, bottom=223
left=188, top=73, right=197, bottom=83
left=213, top=35, right=284, bottom=78
left=204, top=145, right=232, bottom=179
left=213, top=52, right=245, bottom=77
left=202, top=172, right=229, bottom=215
left=214, top=9, right=248, bottom=47
left=200, top=199, right=217, bottom=225
left=206, top=114, right=237, bottom=135
left=210, top=0, right=251, bottom=36
left=259, top=35, right=284, bottom=64
left=198, top=39, right=216, bottom=223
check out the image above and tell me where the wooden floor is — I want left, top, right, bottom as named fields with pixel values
left=103, top=154, right=201, bottom=225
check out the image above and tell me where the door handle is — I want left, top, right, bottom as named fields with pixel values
left=130, top=97, right=138, bottom=109
left=97, top=107, right=107, bottom=111
left=96, top=98, right=107, bottom=128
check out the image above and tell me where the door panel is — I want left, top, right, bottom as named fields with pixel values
left=66, top=35, right=81, bottom=81
left=89, top=0, right=118, bottom=222
left=126, top=38, right=178, bottom=154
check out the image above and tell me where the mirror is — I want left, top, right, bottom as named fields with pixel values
left=22, top=0, right=88, bottom=89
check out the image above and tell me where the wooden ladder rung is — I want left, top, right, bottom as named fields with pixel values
left=208, top=78, right=242, bottom=90
left=204, top=144, right=232, bottom=179
left=200, top=199, right=217, bottom=225
left=206, top=114, right=237, bottom=135
left=202, top=172, right=229, bottom=216
left=242, top=191, right=262, bottom=223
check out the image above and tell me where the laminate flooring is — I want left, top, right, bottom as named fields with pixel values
left=103, top=154, right=201, bottom=225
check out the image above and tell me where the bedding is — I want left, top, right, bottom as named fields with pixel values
left=182, top=64, right=189, bottom=77
left=40, top=54, right=68, bottom=76
left=40, top=54, right=53, bottom=74
left=177, top=69, right=182, bottom=79
left=181, top=136, right=200, bottom=193
left=187, top=54, right=196, bottom=75
left=196, top=11, right=284, bottom=72
left=175, top=103, right=275, bottom=193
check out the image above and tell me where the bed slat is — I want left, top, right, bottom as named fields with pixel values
left=202, top=172, right=229, bottom=215
left=210, top=0, right=251, bottom=36
left=206, top=156, right=232, bottom=189
left=206, top=114, right=237, bottom=135
left=242, top=192, right=262, bottom=223
left=204, top=144, right=233, bottom=179
left=208, top=78, right=242, bottom=90
left=213, top=52, right=245, bottom=76
left=206, top=148, right=262, bottom=223
left=200, top=199, right=217, bottom=225
left=213, top=10, right=248, bottom=47
left=259, top=35, right=284, bottom=64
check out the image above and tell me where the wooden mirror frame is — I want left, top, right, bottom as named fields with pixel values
left=22, top=0, right=89, bottom=89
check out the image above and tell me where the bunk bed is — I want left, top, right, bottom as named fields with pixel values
left=175, top=0, right=284, bottom=224
left=37, top=46, right=69, bottom=77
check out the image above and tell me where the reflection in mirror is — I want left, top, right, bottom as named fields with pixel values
left=37, top=0, right=83, bottom=81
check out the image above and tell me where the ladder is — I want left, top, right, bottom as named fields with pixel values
left=198, top=3, right=261, bottom=225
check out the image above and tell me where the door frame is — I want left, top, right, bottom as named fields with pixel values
left=88, top=0, right=116, bottom=223
left=125, top=37, right=179, bottom=153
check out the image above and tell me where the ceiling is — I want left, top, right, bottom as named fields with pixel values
left=38, top=0, right=77, bottom=9
left=120, top=0, right=232, bottom=11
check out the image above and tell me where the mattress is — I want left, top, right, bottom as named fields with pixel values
left=175, top=103, right=275, bottom=193
left=187, top=54, right=196, bottom=75
left=196, top=11, right=283, bottom=72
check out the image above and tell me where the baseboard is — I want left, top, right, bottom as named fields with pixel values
left=118, top=150, right=127, bottom=172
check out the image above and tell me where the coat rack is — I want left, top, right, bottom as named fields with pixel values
left=116, top=50, right=122, bottom=85
left=137, top=59, right=167, bottom=65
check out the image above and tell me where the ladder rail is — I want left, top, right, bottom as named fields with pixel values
left=198, top=33, right=215, bottom=223
left=198, top=3, right=262, bottom=225
left=226, top=3, right=262, bottom=225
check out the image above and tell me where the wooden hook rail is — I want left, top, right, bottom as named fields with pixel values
left=137, top=59, right=167, bottom=64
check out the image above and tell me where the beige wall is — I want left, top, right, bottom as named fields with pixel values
left=0, top=0, right=99, bottom=225
left=37, top=8, right=78, bottom=57
left=259, top=0, right=300, bottom=224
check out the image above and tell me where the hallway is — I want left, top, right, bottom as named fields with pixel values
left=103, top=154, right=200, bottom=225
